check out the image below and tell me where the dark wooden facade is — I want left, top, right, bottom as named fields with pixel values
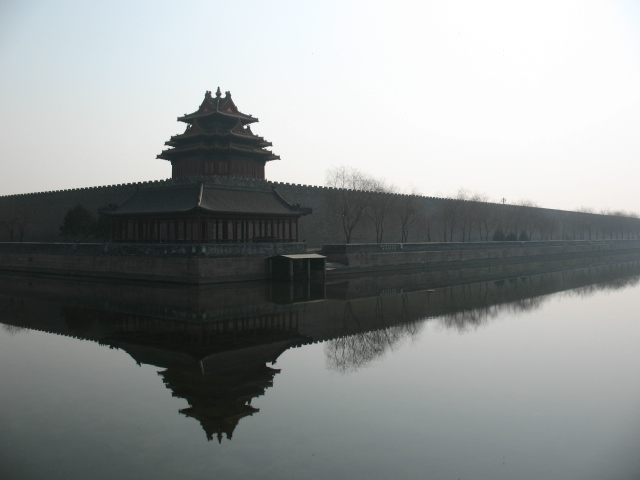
left=110, top=214, right=299, bottom=243
left=104, top=182, right=309, bottom=243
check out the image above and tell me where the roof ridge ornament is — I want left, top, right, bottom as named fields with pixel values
left=215, top=87, right=222, bottom=98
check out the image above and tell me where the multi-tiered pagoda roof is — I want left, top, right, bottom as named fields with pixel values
left=104, top=88, right=310, bottom=244
left=158, top=88, right=279, bottom=179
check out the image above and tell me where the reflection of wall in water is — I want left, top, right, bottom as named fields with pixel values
left=2, top=256, right=640, bottom=346
left=2, top=256, right=640, bottom=442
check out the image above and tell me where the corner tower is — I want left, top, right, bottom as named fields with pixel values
left=158, top=88, right=279, bottom=179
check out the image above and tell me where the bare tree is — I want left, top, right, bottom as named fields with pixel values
left=449, top=189, right=494, bottom=242
left=366, top=179, right=397, bottom=243
left=572, top=207, right=596, bottom=240
left=325, top=166, right=375, bottom=243
left=421, top=207, right=435, bottom=242
left=397, top=188, right=421, bottom=243
left=535, top=213, right=557, bottom=240
left=464, top=192, right=490, bottom=241
left=439, top=193, right=466, bottom=242
left=455, top=189, right=474, bottom=242
left=473, top=195, right=498, bottom=241
left=0, top=213, right=16, bottom=241
left=513, top=200, right=539, bottom=240
left=610, top=210, right=640, bottom=239
left=0, top=204, right=37, bottom=242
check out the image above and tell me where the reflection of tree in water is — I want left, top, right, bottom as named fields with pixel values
left=1, top=322, right=27, bottom=335
left=439, top=271, right=640, bottom=332
left=326, top=268, right=640, bottom=371
left=565, top=273, right=640, bottom=299
left=439, top=295, right=548, bottom=332
left=436, top=279, right=550, bottom=332
left=0, top=296, right=30, bottom=334
left=325, top=295, right=423, bottom=374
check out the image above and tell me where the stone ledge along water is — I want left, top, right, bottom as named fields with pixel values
left=1, top=240, right=640, bottom=284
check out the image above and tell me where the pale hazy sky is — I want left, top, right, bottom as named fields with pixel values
left=1, top=0, right=639, bottom=213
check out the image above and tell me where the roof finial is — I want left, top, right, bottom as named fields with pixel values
left=215, top=87, right=221, bottom=98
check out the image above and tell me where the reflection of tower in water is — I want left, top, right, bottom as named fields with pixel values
left=104, top=310, right=308, bottom=443
left=158, top=365, right=280, bottom=442
left=159, top=356, right=279, bottom=443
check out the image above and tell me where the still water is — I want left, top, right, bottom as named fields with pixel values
left=1, top=256, right=639, bottom=480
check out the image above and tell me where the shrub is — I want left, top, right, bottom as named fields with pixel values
left=60, top=204, right=97, bottom=240
left=505, top=232, right=518, bottom=241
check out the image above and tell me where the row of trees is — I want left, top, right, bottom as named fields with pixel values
left=0, top=202, right=110, bottom=243
left=325, top=166, right=640, bottom=244
left=326, top=166, right=423, bottom=243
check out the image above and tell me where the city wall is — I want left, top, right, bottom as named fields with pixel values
left=1, top=175, right=639, bottom=247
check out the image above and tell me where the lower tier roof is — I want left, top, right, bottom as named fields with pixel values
left=103, top=182, right=310, bottom=217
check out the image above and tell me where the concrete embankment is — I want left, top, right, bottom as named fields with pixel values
left=0, top=242, right=306, bottom=284
left=322, top=240, right=640, bottom=276
left=1, top=240, right=639, bottom=284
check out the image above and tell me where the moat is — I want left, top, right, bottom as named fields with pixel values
left=1, top=256, right=639, bottom=479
